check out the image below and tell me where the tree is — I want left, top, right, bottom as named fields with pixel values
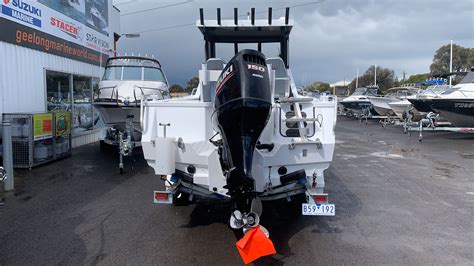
left=304, top=81, right=330, bottom=92
left=467, top=48, right=474, bottom=69
left=401, top=73, right=430, bottom=85
left=348, top=65, right=396, bottom=92
left=430, top=44, right=471, bottom=76
left=169, top=84, right=183, bottom=93
left=185, top=76, right=200, bottom=93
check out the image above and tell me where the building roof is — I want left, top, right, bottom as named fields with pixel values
left=330, top=80, right=349, bottom=87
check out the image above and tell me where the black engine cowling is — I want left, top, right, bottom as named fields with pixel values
left=214, top=49, right=272, bottom=197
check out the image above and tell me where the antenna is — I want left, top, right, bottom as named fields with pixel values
left=356, top=68, right=359, bottom=88
left=268, top=7, right=272, bottom=25
left=234, top=8, right=238, bottom=25
left=374, top=64, right=377, bottom=86
left=251, top=8, right=255, bottom=25
left=199, top=8, right=204, bottom=25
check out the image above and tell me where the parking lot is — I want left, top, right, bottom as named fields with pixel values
left=0, top=117, right=473, bottom=265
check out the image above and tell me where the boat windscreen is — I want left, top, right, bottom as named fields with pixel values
left=458, top=71, right=474, bottom=84
left=423, top=85, right=451, bottom=95
left=122, top=66, right=142, bottom=80
left=143, top=68, right=166, bottom=82
left=366, top=88, right=378, bottom=96
left=103, top=65, right=167, bottom=83
left=103, top=66, right=122, bottom=80
left=352, top=88, right=366, bottom=96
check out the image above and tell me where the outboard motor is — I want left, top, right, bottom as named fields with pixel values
left=213, top=49, right=272, bottom=206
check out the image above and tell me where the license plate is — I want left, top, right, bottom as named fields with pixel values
left=302, top=203, right=335, bottom=216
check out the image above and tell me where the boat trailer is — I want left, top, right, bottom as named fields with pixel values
left=407, top=112, right=474, bottom=141
left=102, top=115, right=141, bottom=174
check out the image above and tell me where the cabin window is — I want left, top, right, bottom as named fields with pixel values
left=143, top=67, right=166, bottom=82
left=103, top=66, right=122, bottom=80
left=122, top=66, right=142, bottom=80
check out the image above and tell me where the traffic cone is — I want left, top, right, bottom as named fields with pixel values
left=236, top=226, right=276, bottom=264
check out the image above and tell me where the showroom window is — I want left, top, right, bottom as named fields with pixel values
left=46, top=70, right=101, bottom=133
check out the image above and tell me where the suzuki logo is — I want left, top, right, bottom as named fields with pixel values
left=4, top=0, right=10, bottom=5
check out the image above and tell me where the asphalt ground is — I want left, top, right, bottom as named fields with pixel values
left=0, top=117, right=473, bottom=265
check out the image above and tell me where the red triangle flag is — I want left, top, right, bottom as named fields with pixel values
left=236, top=226, right=277, bottom=264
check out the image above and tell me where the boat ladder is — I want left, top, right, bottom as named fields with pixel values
left=277, top=97, right=322, bottom=147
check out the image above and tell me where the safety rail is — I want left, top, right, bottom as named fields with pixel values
left=93, top=85, right=169, bottom=107
left=139, top=88, right=171, bottom=133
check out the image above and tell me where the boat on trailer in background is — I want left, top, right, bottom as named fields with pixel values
left=340, top=86, right=379, bottom=116
left=140, top=8, right=337, bottom=257
left=93, top=56, right=170, bottom=173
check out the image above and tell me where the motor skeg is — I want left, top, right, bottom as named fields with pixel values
left=214, top=49, right=272, bottom=198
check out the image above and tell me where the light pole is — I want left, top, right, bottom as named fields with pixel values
left=449, top=40, right=453, bottom=86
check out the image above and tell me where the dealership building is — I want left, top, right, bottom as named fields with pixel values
left=0, top=0, right=120, bottom=147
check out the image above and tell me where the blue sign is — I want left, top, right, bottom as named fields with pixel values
left=1, top=4, right=41, bottom=27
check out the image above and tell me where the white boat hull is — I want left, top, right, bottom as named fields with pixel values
left=388, top=100, right=411, bottom=118
left=94, top=104, right=141, bottom=130
left=141, top=57, right=337, bottom=199
left=369, top=97, right=397, bottom=116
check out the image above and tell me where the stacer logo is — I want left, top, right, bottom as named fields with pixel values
left=51, top=17, right=83, bottom=41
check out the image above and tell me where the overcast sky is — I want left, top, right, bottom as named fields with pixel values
left=113, top=0, right=474, bottom=86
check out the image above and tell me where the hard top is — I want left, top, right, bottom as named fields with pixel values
left=106, top=56, right=162, bottom=68
left=197, top=8, right=293, bottom=67
left=197, top=19, right=293, bottom=43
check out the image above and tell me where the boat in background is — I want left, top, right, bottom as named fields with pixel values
left=391, top=84, right=450, bottom=120
left=427, top=68, right=474, bottom=127
left=93, top=56, right=170, bottom=144
left=340, top=86, right=379, bottom=115
left=368, top=87, right=418, bottom=116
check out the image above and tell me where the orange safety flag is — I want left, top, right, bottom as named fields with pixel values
left=236, top=226, right=276, bottom=264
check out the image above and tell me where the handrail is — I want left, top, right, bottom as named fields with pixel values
left=93, top=85, right=117, bottom=100
left=94, top=85, right=169, bottom=107
left=140, top=96, right=145, bottom=131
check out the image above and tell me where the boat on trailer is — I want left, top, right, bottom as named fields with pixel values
left=93, top=56, right=170, bottom=173
left=340, top=86, right=379, bottom=115
left=141, top=8, right=337, bottom=260
left=427, top=69, right=474, bottom=127
left=368, top=86, right=418, bottom=116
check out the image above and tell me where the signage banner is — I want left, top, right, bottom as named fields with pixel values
left=33, top=113, right=53, bottom=140
left=55, top=111, right=71, bottom=137
left=0, top=0, right=112, bottom=63
left=0, top=17, right=107, bottom=65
